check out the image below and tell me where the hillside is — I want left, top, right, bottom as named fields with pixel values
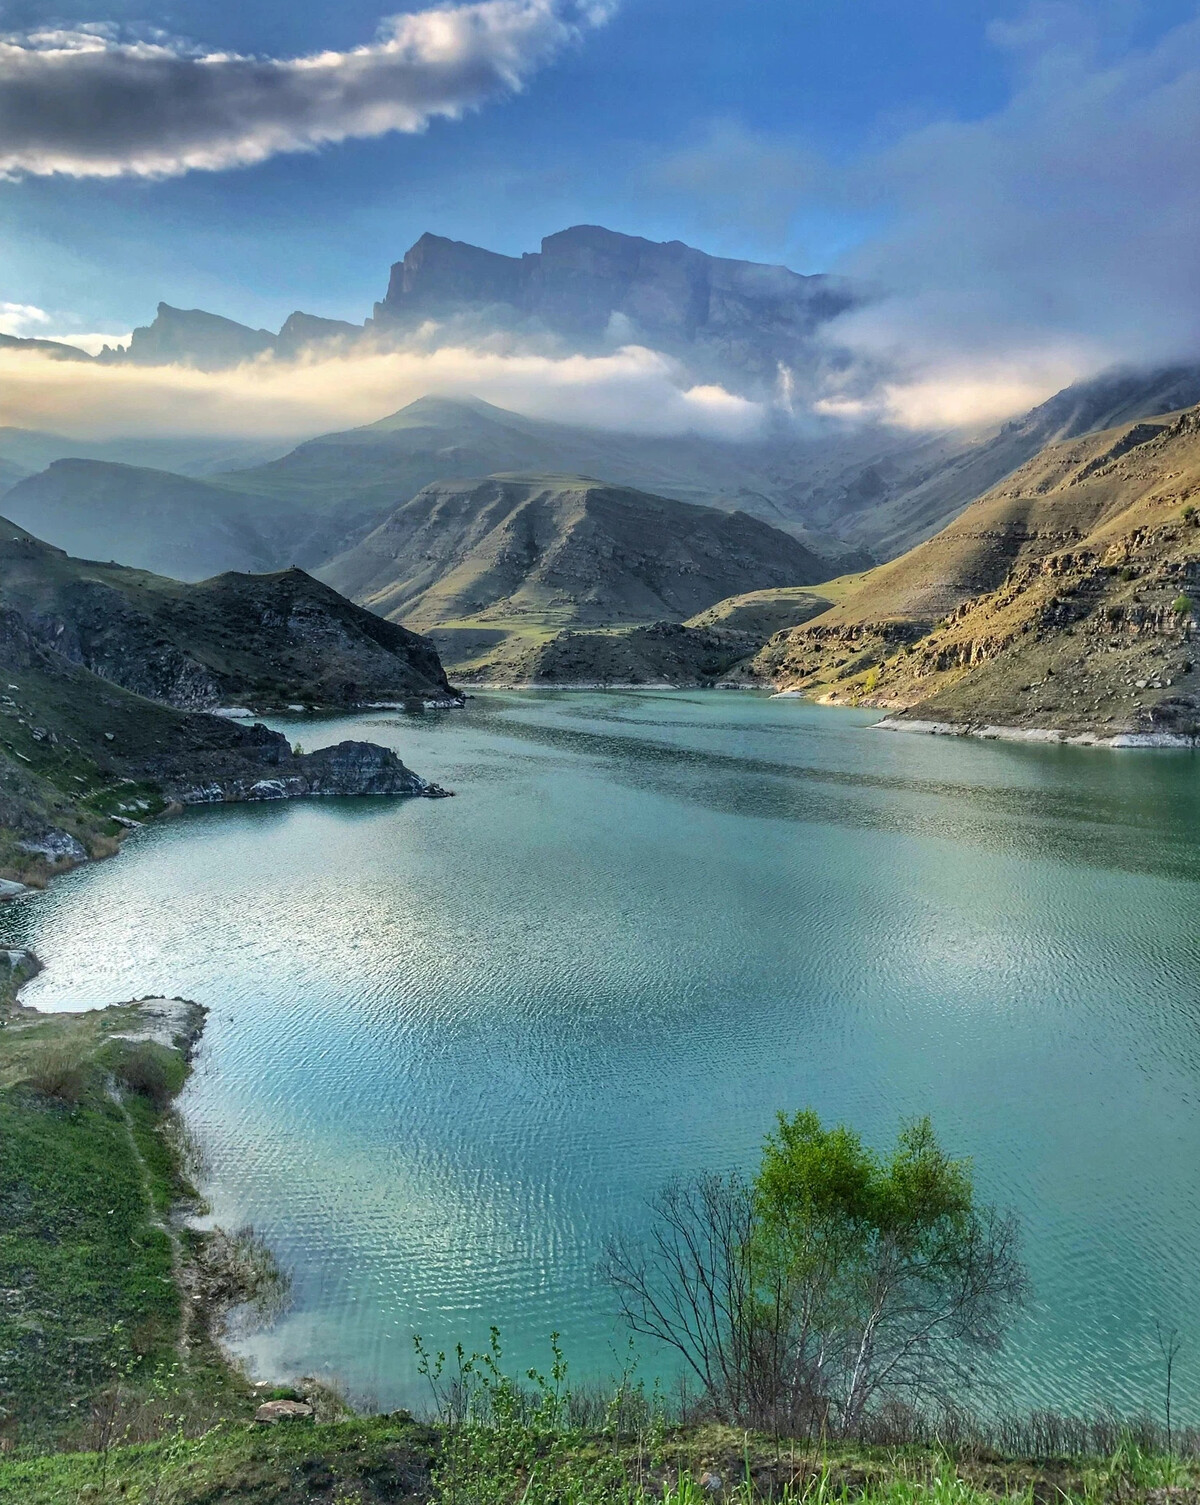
left=222, top=393, right=869, bottom=554
left=0, top=521, right=456, bottom=712
left=0, top=601, right=441, bottom=886
left=1, top=459, right=299, bottom=579
left=0, top=426, right=290, bottom=479
left=13, top=361, right=1199, bottom=598
left=832, top=362, right=1200, bottom=561
left=317, top=472, right=827, bottom=671
left=756, top=406, right=1200, bottom=741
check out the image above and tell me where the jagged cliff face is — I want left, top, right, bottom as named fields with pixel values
left=373, top=226, right=854, bottom=389
left=756, top=405, right=1200, bottom=739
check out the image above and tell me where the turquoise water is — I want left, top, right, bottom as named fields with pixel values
left=7, top=691, right=1200, bottom=1418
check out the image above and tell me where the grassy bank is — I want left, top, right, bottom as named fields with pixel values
left=3, top=1411, right=1198, bottom=1504
left=3, top=968, right=1198, bottom=1504
left=0, top=982, right=255, bottom=1453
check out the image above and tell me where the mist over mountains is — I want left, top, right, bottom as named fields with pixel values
left=2, top=225, right=851, bottom=403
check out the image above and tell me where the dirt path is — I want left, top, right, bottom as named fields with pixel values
left=108, top=1081, right=195, bottom=1368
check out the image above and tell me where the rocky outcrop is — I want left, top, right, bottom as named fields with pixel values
left=103, top=304, right=276, bottom=370
left=464, top=619, right=763, bottom=686
left=372, top=226, right=854, bottom=389
left=0, top=526, right=460, bottom=710
left=0, top=581, right=451, bottom=883
left=95, top=303, right=367, bottom=370
left=757, top=406, right=1200, bottom=739
left=161, top=736, right=445, bottom=805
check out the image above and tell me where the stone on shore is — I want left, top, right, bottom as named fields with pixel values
left=254, top=1399, right=314, bottom=1424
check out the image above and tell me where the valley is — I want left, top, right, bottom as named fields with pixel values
left=8, top=0, right=1200, bottom=1494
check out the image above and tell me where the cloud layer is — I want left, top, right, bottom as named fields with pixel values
left=815, top=3, right=1200, bottom=427
left=0, top=342, right=764, bottom=442
left=0, top=0, right=613, bottom=178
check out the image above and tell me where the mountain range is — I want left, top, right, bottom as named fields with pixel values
left=754, top=404, right=1200, bottom=741
left=6, top=224, right=1200, bottom=579
left=0, top=226, right=852, bottom=397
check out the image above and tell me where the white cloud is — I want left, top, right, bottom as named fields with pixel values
left=0, top=0, right=614, bottom=179
left=0, top=341, right=765, bottom=441
left=0, top=301, right=52, bottom=336
left=816, top=3, right=1200, bottom=428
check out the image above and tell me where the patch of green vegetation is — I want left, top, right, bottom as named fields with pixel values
left=0, top=1004, right=251, bottom=1450
left=3, top=1395, right=1196, bottom=1505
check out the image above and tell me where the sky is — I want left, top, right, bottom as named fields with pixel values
left=1, top=0, right=1200, bottom=434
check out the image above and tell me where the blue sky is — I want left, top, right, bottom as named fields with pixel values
left=1, top=0, right=1200, bottom=441
left=0, top=0, right=1192, bottom=338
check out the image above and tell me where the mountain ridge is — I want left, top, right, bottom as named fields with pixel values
left=317, top=473, right=828, bottom=667
left=0, top=520, right=457, bottom=712
left=754, top=406, right=1200, bottom=740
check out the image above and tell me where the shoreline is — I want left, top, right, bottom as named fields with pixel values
left=456, top=678, right=757, bottom=691
left=873, top=716, right=1200, bottom=750
left=767, top=688, right=1200, bottom=750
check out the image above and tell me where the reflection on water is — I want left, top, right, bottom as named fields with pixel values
left=6, top=692, right=1200, bottom=1415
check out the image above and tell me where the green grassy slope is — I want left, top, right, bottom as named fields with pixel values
left=318, top=472, right=828, bottom=684
left=0, top=997, right=252, bottom=1449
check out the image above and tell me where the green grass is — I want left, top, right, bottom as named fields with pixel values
left=0, top=1003, right=252, bottom=1450
left=2, top=1414, right=1195, bottom=1505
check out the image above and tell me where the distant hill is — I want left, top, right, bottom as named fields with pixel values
left=225, top=393, right=888, bottom=556
left=0, top=520, right=455, bottom=712
left=0, top=456, right=29, bottom=493
left=0, top=332, right=91, bottom=362
left=0, top=426, right=292, bottom=479
left=224, top=367, right=1200, bottom=567
left=96, top=303, right=360, bottom=370
left=756, top=406, right=1200, bottom=741
left=1, top=460, right=296, bottom=580
left=318, top=472, right=827, bottom=650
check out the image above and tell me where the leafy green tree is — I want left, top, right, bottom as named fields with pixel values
left=606, top=1112, right=1026, bottom=1434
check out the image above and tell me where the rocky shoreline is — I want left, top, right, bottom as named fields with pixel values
left=873, top=716, right=1200, bottom=749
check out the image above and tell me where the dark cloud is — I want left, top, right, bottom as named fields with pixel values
left=0, top=1, right=614, bottom=178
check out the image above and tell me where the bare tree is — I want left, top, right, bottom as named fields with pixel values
left=604, top=1114, right=1028, bottom=1437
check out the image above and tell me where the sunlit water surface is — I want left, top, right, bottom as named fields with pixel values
left=7, top=692, right=1200, bottom=1416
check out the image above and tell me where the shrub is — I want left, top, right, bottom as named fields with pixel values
left=21, top=1038, right=90, bottom=1105
left=109, top=1041, right=182, bottom=1110
left=606, top=1111, right=1027, bottom=1436
left=1183, top=504, right=1197, bottom=525
left=1172, top=594, right=1193, bottom=618
left=195, top=1225, right=292, bottom=1335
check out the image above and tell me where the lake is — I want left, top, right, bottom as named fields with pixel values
left=7, top=691, right=1200, bottom=1418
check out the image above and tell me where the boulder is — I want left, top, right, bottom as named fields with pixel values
left=254, top=1399, right=314, bottom=1424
